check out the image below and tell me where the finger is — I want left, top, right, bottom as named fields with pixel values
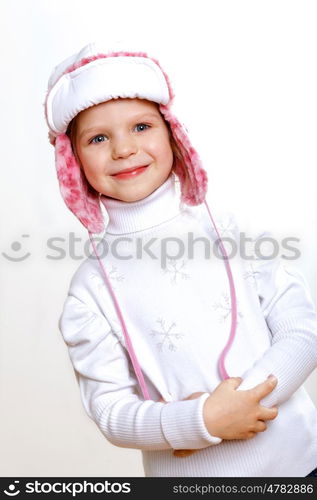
left=250, top=375, right=278, bottom=400
left=246, top=431, right=256, bottom=439
left=173, top=449, right=198, bottom=457
left=223, top=377, right=243, bottom=390
left=259, top=405, right=279, bottom=421
left=183, top=392, right=205, bottom=401
left=254, top=420, right=267, bottom=433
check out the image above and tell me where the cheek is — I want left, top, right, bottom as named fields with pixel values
left=147, top=136, right=173, bottom=165
left=78, top=148, right=110, bottom=177
left=160, top=141, right=174, bottom=167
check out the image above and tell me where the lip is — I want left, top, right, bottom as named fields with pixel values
left=112, top=165, right=149, bottom=179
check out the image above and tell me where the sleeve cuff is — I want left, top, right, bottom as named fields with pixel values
left=161, top=392, right=222, bottom=449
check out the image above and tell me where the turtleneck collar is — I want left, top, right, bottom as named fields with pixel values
left=100, top=173, right=183, bottom=235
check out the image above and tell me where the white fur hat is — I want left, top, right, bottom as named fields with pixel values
left=44, top=42, right=208, bottom=233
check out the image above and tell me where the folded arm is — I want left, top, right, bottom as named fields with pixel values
left=237, top=241, right=317, bottom=407
left=59, top=294, right=221, bottom=451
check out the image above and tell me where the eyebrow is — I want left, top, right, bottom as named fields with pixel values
left=78, top=112, right=160, bottom=140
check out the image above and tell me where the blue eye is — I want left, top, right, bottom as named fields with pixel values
left=135, top=123, right=150, bottom=132
left=91, top=135, right=107, bottom=144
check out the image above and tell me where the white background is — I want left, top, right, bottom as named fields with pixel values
left=1, top=0, right=317, bottom=477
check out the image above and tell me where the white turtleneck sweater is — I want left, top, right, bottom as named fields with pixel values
left=59, top=174, right=317, bottom=477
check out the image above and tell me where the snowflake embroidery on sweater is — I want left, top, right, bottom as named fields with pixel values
left=90, top=265, right=125, bottom=290
left=162, top=258, right=190, bottom=284
left=243, top=262, right=261, bottom=289
left=212, top=292, right=243, bottom=323
left=210, top=214, right=236, bottom=238
left=150, top=318, right=184, bottom=352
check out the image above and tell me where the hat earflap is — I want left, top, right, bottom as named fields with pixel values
left=159, top=105, right=208, bottom=206
left=55, top=134, right=104, bottom=233
left=54, top=109, right=208, bottom=234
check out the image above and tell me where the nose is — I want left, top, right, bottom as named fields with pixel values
left=111, top=133, right=138, bottom=160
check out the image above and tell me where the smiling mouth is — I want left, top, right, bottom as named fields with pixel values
left=111, top=165, right=150, bottom=179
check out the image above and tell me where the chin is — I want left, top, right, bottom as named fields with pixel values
left=122, top=191, right=152, bottom=203
left=119, top=184, right=158, bottom=203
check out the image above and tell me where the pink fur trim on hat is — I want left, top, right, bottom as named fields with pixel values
left=48, top=51, right=208, bottom=233
left=159, top=104, right=208, bottom=205
left=44, top=51, right=174, bottom=140
left=62, top=52, right=174, bottom=102
left=55, top=134, right=104, bottom=233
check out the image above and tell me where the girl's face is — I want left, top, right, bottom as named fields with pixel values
left=75, top=98, right=174, bottom=202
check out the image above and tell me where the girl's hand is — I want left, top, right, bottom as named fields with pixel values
left=203, top=376, right=279, bottom=440
left=159, top=376, right=279, bottom=458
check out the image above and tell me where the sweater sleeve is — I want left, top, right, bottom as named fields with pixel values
left=237, top=232, right=317, bottom=407
left=59, top=294, right=221, bottom=451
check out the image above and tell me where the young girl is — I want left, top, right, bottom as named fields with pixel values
left=45, top=42, right=317, bottom=477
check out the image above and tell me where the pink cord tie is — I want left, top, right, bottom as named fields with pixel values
left=89, top=200, right=237, bottom=400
